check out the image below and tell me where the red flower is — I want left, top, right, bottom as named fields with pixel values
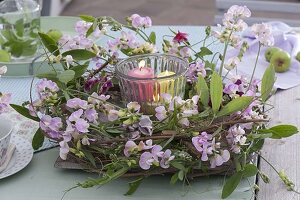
left=173, top=31, right=188, bottom=43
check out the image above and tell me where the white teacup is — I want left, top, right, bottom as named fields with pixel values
left=0, top=117, right=13, bottom=166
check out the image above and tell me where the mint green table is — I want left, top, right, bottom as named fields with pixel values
left=0, top=148, right=254, bottom=200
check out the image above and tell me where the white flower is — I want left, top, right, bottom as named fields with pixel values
left=127, top=102, right=141, bottom=112
left=222, top=5, right=250, bottom=31
left=161, top=93, right=172, bottom=104
left=179, top=47, right=190, bottom=58
left=230, top=34, right=242, bottom=48
left=251, top=23, right=274, bottom=46
left=227, top=5, right=251, bottom=18
left=0, top=65, right=7, bottom=76
left=65, top=55, right=74, bottom=65
left=81, top=137, right=91, bottom=145
left=59, top=140, right=69, bottom=160
left=107, top=109, right=119, bottom=121
left=224, top=56, right=240, bottom=70
left=155, top=106, right=167, bottom=121
left=178, top=117, right=190, bottom=126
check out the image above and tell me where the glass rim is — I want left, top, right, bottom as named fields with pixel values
left=115, top=53, right=189, bottom=81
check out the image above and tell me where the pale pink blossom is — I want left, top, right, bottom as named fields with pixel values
left=0, top=65, right=7, bottom=76
left=251, top=23, right=274, bottom=46
left=59, top=140, right=70, bottom=160
left=224, top=56, right=240, bottom=70
left=127, top=102, right=140, bottom=112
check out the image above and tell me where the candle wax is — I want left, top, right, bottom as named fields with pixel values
left=128, top=67, right=155, bottom=78
left=127, top=67, right=154, bottom=103
left=156, top=70, right=176, bottom=99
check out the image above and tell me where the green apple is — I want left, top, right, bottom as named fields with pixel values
left=0, top=50, right=11, bottom=62
left=265, top=47, right=281, bottom=62
left=270, top=50, right=291, bottom=73
left=296, top=51, right=300, bottom=62
left=46, top=29, right=63, bottom=42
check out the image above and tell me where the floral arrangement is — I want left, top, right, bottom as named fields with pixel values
left=7, top=5, right=299, bottom=199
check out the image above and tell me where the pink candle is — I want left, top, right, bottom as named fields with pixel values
left=128, top=67, right=154, bottom=79
left=127, top=61, right=154, bottom=102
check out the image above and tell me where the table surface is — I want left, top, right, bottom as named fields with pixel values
left=0, top=25, right=299, bottom=200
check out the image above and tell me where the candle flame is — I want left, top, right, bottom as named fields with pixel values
left=139, top=60, right=146, bottom=70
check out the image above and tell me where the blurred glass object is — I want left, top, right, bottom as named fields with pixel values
left=0, top=0, right=41, bottom=62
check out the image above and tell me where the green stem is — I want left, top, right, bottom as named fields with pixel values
left=257, top=152, right=279, bottom=174
left=219, top=42, right=229, bottom=76
left=122, top=24, right=148, bottom=42
left=139, top=29, right=151, bottom=42
left=248, top=43, right=261, bottom=90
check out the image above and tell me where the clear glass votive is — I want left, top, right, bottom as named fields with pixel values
left=115, top=53, right=188, bottom=114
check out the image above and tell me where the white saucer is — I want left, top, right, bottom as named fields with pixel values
left=0, top=134, right=33, bottom=179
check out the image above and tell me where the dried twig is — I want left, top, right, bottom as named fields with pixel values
left=94, top=118, right=269, bottom=145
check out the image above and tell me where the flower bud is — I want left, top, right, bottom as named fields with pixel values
left=130, top=160, right=137, bottom=165
left=192, top=131, right=200, bottom=137
left=259, top=171, right=270, bottom=183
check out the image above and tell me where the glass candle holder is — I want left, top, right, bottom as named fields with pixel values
left=115, top=53, right=188, bottom=114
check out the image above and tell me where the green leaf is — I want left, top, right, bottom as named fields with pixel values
left=163, top=39, right=171, bottom=47
left=247, top=133, right=273, bottom=140
left=21, top=42, right=38, bottom=56
left=62, top=49, right=96, bottom=60
left=196, top=75, right=209, bottom=107
left=38, top=32, right=60, bottom=56
left=79, top=15, right=95, bottom=22
left=81, top=149, right=96, bottom=167
left=57, top=70, right=75, bottom=84
left=32, top=128, right=44, bottom=150
left=10, top=42, right=23, bottom=57
left=170, top=172, right=179, bottom=184
left=261, top=64, right=275, bottom=102
left=70, top=64, right=88, bottom=78
left=15, top=18, right=24, bottom=37
left=171, top=161, right=185, bottom=171
left=195, top=47, right=213, bottom=58
left=125, top=177, right=143, bottom=195
left=10, top=104, right=40, bottom=122
left=178, top=170, right=184, bottom=181
left=242, top=164, right=258, bottom=177
left=149, top=32, right=156, bottom=44
left=78, top=166, right=129, bottom=188
left=249, top=139, right=264, bottom=153
left=216, top=96, right=253, bottom=117
left=221, top=171, right=243, bottom=199
left=168, top=27, right=177, bottom=35
left=86, top=20, right=97, bottom=37
left=269, top=125, right=298, bottom=139
left=210, top=71, right=223, bottom=114
left=36, top=70, right=58, bottom=81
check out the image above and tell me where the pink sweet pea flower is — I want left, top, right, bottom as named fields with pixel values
left=139, top=152, right=155, bottom=170
left=155, top=106, right=167, bottom=121
left=59, top=140, right=70, bottom=160
left=173, top=31, right=188, bottom=44
left=127, top=102, right=141, bottom=112
left=124, top=140, right=138, bottom=157
left=210, top=150, right=230, bottom=168
left=192, top=132, right=213, bottom=161
left=75, top=118, right=89, bottom=133
left=160, top=149, right=175, bottom=169
left=66, top=98, right=88, bottom=109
